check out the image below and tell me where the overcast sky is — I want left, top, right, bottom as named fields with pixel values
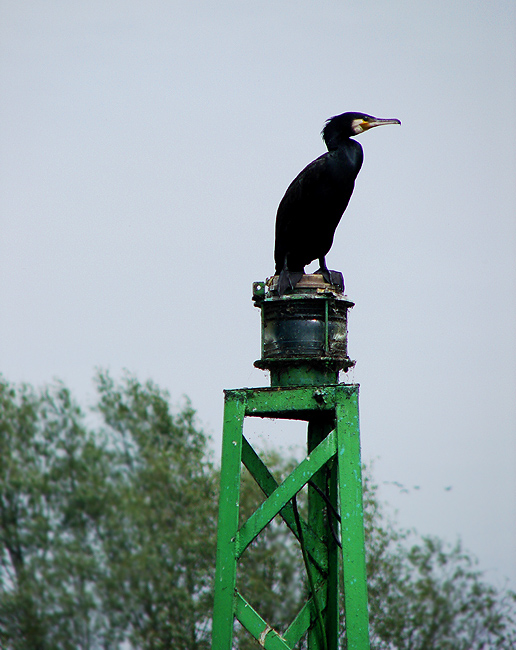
left=1, top=1, right=515, bottom=590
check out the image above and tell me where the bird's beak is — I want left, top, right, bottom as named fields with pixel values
left=362, top=117, right=401, bottom=131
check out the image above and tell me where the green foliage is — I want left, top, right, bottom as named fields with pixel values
left=93, top=371, right=217, bottom=650
left=362, top=470, right=516, bottom=650
left=0, top=373, right=515, bottom=649
left=0, top=379, right=113, bottom=649
left=0, top=373, right=217, bottom=650
left=367, top=530, right=516, bottom=650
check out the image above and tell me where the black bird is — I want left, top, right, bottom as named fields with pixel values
left=274, top=112, right=401, bottom=295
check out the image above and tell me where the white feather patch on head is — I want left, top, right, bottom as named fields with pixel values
left=351, top=119, right=365, bottom=134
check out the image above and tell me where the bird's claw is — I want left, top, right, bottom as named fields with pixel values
left=277, top=269, right=304, bottom=296
left=329, top=270, right=344, bottom=293
left=316, top=268, right=345, bottom=293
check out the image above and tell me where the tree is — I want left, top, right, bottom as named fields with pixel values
left=0, top=372, right=217, bottom=650
left=0, top=373, right=514, bottom=649
left=0, top=378, right=114, bottom=649
left=93, top=371, right=217, bottom=650
left=362, top=470, right=516, bottom=650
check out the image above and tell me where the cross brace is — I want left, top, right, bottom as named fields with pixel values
left=211, top=384, right=370, bottom=650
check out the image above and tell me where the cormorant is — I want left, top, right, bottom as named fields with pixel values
left=274, top=112, right=401, bottom=295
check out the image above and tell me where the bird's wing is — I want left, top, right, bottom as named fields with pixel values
left=274, top=155, right=330, bottom=269
left=278, top=154, right=330, bottom=216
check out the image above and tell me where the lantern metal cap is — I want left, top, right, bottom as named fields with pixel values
left=253, top=274, right=354, bottom=304
left=253, top=274, right=355, bottom=387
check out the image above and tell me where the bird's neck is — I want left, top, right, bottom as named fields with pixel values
left=329, top=139, right=363, bottom=173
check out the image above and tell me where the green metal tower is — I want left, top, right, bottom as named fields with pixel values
left=211, top=275, right=370, bottom=650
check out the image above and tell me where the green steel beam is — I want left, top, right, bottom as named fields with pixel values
left=235, top=592, right=291, bottom=649
left=211, top=394, right=246, bottom=649
left=282, top=583, right=328, bottom=648
left=326, top=458, right=340, bottom=648
left=307, top=417, right=334, bottom=650
left=224, top=385, right=360, bottom=419
left=336, top=390, right=370, bottom=650
left=241, top=437, right=327, bottom=573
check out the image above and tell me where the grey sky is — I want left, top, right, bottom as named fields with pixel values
left=1, top=1, right=515, bottom=590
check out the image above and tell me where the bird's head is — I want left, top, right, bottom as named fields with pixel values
left=322, top=112, right=401, bottom=150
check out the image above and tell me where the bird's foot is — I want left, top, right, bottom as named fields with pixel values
left=329, top=270, right=344, bottom=293
left=277, top=269, right=304, bottom=296
left=315, top=267, right=344, bottom=292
